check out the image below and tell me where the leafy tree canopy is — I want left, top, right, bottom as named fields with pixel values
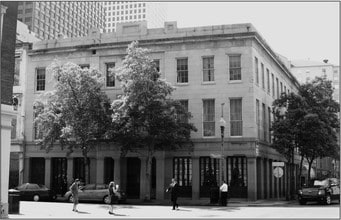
left=34, top=61, right=113, bottom=157
left=110, top=41, right=197, bottom=156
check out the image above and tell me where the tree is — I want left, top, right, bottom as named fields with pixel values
left=272, top=76, right=339, bottom=188
left=34, top=61, right=113, bottom=184
left=111, top=41, right=197, bottom=200
left=296, top=76, right=339, bottom=184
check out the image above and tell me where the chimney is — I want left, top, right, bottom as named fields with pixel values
left=323, top=59, right=328, bottom=64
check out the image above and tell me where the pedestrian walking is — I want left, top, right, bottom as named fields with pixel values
left=70, top=179, right=80, bottom=212
left=219, top=180, right=228, bottom=206
left=108, top=181, right=118, bottom=215
left=166, top=178, right=180, bottom=210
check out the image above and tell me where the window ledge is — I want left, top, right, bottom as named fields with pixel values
left=175, top=83, right=189, bottom=86
left=228, top=80, right=242, bottom=84
left=103, top=87, right=120, bottom=90
left=202, top=136, right=217, bottom=139
left=201, top=81, right=216, bottom=85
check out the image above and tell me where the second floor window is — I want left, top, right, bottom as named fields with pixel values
left=261, top=63, right=265, bottom=89
left=267, top=69, right=270, bottom=93
left=230, top=98, right=242, bottom=136
left=177, top=58, right=188, bottom=83
left=229, top=55, right=241, bottom=81
left=203, top=99, right=215, bottom=137
left=106, top=63, right=115, bottom=87
left=203, top=56, right=214, bottom=82
left=255, top=57, right=259, bottom=85
left=178, top=100, right=189, bottom=123
left=36, top=68, right=46, bottom=91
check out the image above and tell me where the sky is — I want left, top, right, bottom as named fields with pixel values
left=165, top=2, right=339, bottom=66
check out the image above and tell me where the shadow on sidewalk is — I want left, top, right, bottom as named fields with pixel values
left=76, top=210, right=90, bottom=214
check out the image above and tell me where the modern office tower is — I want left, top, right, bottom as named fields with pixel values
left=16, top=1, right=105, bottom=40
left=104, top=1, right=166, bottom=32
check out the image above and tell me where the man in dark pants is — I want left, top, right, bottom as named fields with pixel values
left=220, top=180, right=228, bottom=206
left=166, top=178, right=180, bottom=210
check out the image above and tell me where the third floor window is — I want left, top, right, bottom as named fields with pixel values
left=176, top=58, right=188, bottom=83
left=202, top=56, right=214, bottom=82
left=229, top=55, right=241, bottom=81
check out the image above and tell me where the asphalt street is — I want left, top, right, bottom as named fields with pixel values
left=7, top=200, right=340, bottom=219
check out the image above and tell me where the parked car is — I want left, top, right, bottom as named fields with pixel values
left=64, top=184, right=126, bottom=204
left=298, top=178, right=340, bottom=205
left=13, top=183, right=56, bottom=201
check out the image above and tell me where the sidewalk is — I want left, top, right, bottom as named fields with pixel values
left=55, top=195, right=297, bottom=207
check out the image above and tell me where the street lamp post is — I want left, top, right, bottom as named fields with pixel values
left=220, top=103, right=226, bottom=183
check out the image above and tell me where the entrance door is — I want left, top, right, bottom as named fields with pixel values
left=30, top=157, right=45, bottom=185
left=126, top=157, right=140, bottom=199
left=51, top=158, right=67, bottom=196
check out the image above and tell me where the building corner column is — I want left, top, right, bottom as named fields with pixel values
left=96, top=157, right=104, bottom=184
left=247, top=157, right=257, bottom=201
left=1, top=104, right=16, bottom=218
left=44, top=157, right=51, bottom=187
left=192, top=157, right=200, bottom=200
left=155, top=155, right=165, bottom=200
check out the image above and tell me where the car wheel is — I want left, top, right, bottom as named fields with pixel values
left=68, top=195, right=74, bottom=203
left=103, top=195, right=110, bottom=204
left=299, top=198, right=306, bottom=205
left=325, top=194, right=331, bottom=205
left=33, top=194, right=40, bottom=202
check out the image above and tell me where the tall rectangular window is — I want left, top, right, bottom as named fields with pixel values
left=280, top=82, right=283, bottom=95
left=268, top=107, right=272, bottom=143
left=173, top=157, right=192, bottom=197
left=255, top=57, right=259, bottom=85
left=229, top=55, right=241, bottom=81
left=153, top=59, right=160, bottom=72
left=179, top=100, right=189, bottom=123
left=176, top=58, right=188, bottom=83
left=261, top=63, right=265, bottom=89
left=36, top=68, right=46, bottom=91
left=267, top=69, right=270, bottom=93
left=263, top=103, right=267, bottom=141
left=256, top=99, right=260, bottom=139
left=203, top=99, right=215, bottom=137
left=173, top=157, right=192, bottom=187
left=203, top=56, right=214, bottom=82
left=272, top=73, right=275, bottom=97
left=276, top=78, right=279, bottom=99
left=284, top=85, right=287, bottom=95
left=33, top=106, right=43, bottom=140
left=106, top=62, right=115, bottom=87
left=200, top=157, right=220, bottom=197
left=230, top=98, right=242, bottom=136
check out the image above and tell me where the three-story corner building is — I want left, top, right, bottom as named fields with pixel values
left=21, top=21, right=300, bottom=201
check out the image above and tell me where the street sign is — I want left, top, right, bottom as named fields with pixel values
left=273, top=167, right=284, bottom=178
left=272, top=162, right=285, bottom=167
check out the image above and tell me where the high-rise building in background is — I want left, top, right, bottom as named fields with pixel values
left=17, top=1, right=105, bottom=40
left=104, top=1, right=166, bottom=33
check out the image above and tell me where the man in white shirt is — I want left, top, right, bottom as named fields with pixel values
left=220, top=180, right=228, bottom=206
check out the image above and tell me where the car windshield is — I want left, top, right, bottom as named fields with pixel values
left=313, top=180, right=328, bottom=187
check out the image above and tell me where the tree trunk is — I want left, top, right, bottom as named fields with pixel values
left=298, top=154, right=304, bottom=187
left=307, top=159, right=314, bottom=185
left=83, top=150, right=90, bottom=185
left=144, top=155, right=152, bottom=201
